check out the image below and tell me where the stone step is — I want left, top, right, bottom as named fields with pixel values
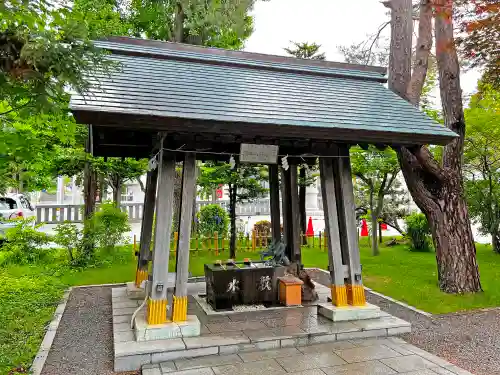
left=141, top=337, right=471, bottom=375
left=114, top=318, right=411, bottom=371
left=112, top=286, right=411, bottom=372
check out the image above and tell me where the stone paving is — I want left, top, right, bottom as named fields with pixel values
left=112, top=283, right=412, bottom=371
left=141, top=337, right=474, bottom=375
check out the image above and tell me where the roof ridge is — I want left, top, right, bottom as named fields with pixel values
left=96, top=37, right=387, bottom=83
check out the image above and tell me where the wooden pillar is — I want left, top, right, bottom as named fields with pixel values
left=268, top=164, right=281, bottom=243
left=334, top=145, right=366, bottom=306
left=280, top=167, right=292, bottom=261
left=172, top=153, right=196, bottom=322
left=289, top=163, right=301, bottom=263
left=135, top=168, right=158, bottom=288
left=148, top=146, right=176, bottom=325
left=319, top=158, right=347, bottom=306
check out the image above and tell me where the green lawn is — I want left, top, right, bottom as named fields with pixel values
left=1, top=240, right=500, bottom=373
left=301, top=241, right=500, bottom=314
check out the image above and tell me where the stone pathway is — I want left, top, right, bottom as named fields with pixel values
left=143, top=337, right=473, bottom=375
left=40, top=284, right=483, bottom=375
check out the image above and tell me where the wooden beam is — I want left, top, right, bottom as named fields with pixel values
left=290, top=163, right=301, bottom=263
left=333, top=144, right=366, bottom=306
left=280, top=166, right=292, bottom=261
left=268, top=164, right=281, bottom=243
left=172, top=152, right=196, bottom=322
left=148, top=141, right=176, bottom=324
left=319, top=158, right=348, bottom=306
left=135, top=168, right=158, bottom=287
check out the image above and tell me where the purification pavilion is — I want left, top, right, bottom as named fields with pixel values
left=70, top=36, right=456, bottom=327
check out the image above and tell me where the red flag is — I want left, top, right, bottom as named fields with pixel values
left=306, top=217, right=314, bottom=237
left=361, top=219, right=369, bottom=237
left=381, top=223, right=388, bottom=230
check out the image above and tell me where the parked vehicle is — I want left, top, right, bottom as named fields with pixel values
left=0, top=218, right=16, bottom=244
left=0, top=194, right=36, bottom=220
left=0, top=195, right=36, bottom=244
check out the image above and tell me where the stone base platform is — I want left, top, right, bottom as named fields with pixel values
left=111, top=285, right=411, bottom=372
left=134, top=310, right=201, bottom=341
left=126, top=281, right=146, bottom=300
left=318, top=302, right=381, bottom=322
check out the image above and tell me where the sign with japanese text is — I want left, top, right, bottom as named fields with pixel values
left=240, top=143, right=279, bottom=164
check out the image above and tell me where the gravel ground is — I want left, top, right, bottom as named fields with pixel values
left=41, top=286, right=138, bottom=375
left=367, top=292, right=500, bottom=375
left=41, top=284, right=500, bottom=375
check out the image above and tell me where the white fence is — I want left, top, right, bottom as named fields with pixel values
left=35, top=200, right=273, bottom=224
left=36, top=203, right=143, bottom=224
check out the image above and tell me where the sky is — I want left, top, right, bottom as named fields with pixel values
left=244, top=0, right=481, bottom=98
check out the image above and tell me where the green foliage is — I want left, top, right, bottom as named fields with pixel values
left=0, top=0, right=113, bottom=116
left=128, top=0, right=256, bottom=48
left=54, top=222, right=82, bottom=263
left=351, top=145, right=400, bottom=255
left=0, top=110, right=79, bottom=193
left=463, top=81, right=500, bottom=250
left=405, top=213, right=432, bottom=252
left=1, top=218, right=52, bottom=264
left=73, top=0, right=133, bottom=38
left=254, top=220, right=271, bottom=235
left=198, top=162, right=267, bottom=203
left=198, top=204, right=229, bottom=237
left=92, top=203, right=131, bottom=251
left=284, top=41, right=326, bottom=60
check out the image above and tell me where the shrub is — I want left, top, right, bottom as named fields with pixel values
left=54, top=222, right=82, bottom=263
left=254, top=220, right=271, bottom=236
left=1, top=218, right=52, bottom=264
left=197, top=204, right=229, bottom=237
left=93, top=203, right=131, bottom=252
left=405, top=213, right=432, bottom=252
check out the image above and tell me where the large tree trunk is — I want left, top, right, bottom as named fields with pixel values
left=369, top=188, right=379, bottom=255
left=112, top=178, right=122, bottom=208
left=98, top=174, right=105, bottom=202
left=370, top=211, right=379, bottom=256
left=173, top=2, right=185, bottom=43
left=492, top=230, right=500, bottom=254
left=84, top=162, right=97, bottom=221
left=299, top=167, right=307, bottom=245
left=83, top=158, right=97, bottom=257
left=229, top=182, right=237, bottom=259
left=386, top=0, right=481, bottom=293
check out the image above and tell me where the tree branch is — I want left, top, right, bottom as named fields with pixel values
left=136, top=177, right=145, bottom=192
left=355, top=172, right=373, bottom=187
left=0, top=100, right=33, bottom=116
left=384, top=170, right=400, bottom=194
left=365, top=21, right=391, bottom=64
left=411, top=146, right=446, bottom=181
left=407, top=0, right=433, bottom=105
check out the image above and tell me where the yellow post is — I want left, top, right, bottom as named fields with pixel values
left=214, top=231, right=219, bottom=256
left=174, top=231, right=178, bottom=254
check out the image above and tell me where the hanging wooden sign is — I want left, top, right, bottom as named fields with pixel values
left=240, top=143, right=279, bottom=164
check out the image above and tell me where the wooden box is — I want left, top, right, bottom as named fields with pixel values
left=278, top=276, right=303, bottom=306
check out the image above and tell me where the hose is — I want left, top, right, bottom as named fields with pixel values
left=130, top=280, right=148, bottom=329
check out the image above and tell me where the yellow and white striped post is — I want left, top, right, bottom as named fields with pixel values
left=171, top=152, right=196, bottom=322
